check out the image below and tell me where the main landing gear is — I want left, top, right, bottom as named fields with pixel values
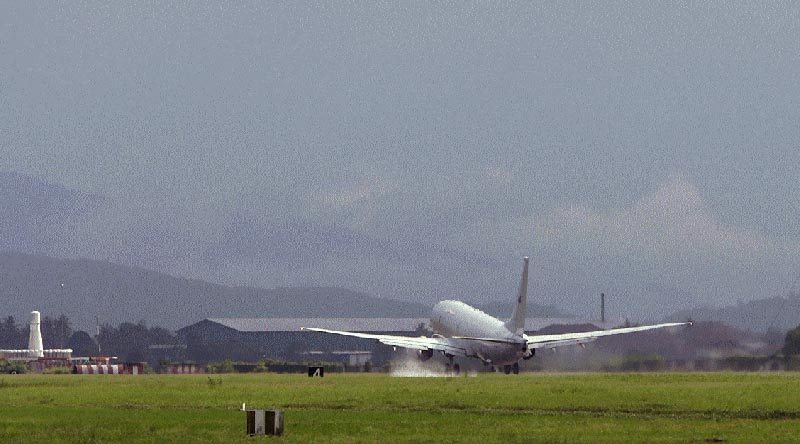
left=502, top=363, right=520, bottom=375
left=445, top=355, right=461, bottom=375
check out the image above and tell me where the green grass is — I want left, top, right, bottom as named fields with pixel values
left=1, top=372, right=799, bottom=443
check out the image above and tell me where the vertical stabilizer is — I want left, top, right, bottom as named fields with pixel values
left=504, top=257, right=529, bottom=334
left=28, top=311, right=44, bottom=358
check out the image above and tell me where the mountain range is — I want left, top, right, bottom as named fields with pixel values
left=0, top=173, right=567, bottom=330
left=0, top=250, right=580, bottom=330
left=3, top=172, right=799, bottom=333
left=0, top=171, right=506, bottom=309
left=668, top=296, right=800, bottom=333
left=3, top=240, right=799, bottom=334
left=0, top=171, right=104, bottom=255
left=0, top=251, right=433, bottom=331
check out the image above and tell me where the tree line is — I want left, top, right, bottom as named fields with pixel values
left=0, top=315, right=72, bottom=350
left=5, top=315, right=800, bottom=365
left=0, top=315, right=179, bottom=362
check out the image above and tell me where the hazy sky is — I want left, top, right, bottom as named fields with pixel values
left=3, top=2, right=800, bottom=319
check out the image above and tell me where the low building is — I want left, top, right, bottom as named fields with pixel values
left=300, top=350, right=373, bottom=367
left=147, top=344, right=188, bottom=371
left=164, top=363, right=204, bottom=374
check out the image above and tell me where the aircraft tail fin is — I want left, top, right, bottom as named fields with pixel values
left=504, top=257, right=529, bottom=334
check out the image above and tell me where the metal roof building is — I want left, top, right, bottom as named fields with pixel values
left=176, top=318, right=432, bottom=364
left=204, top=318, right=430, bottom=333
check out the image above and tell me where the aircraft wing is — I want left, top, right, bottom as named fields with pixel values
left=301, top=327, right=470, bottom=357
left=526, top=322, right=691, bottom=350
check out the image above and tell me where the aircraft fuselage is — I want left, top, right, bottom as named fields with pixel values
left=430, top=300, right=527, bottom=365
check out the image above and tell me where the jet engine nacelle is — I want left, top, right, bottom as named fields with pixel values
left=522, top=348, right=535, bottom=360
left=417, top=349, right=434, bottom=361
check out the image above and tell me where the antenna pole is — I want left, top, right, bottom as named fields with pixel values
left=600, top=293, right=605, bottom=324
left=95, top=316, right=101, bottom=355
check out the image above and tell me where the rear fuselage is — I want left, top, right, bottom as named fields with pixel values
left=430, top=300, right=526, bottom=365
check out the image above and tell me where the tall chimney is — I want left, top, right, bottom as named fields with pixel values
left=28, top=311, right=44, bottom=357
left=600, top=293, right=605, bottom=324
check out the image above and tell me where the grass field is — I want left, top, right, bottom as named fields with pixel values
left=1, top=372, right=799, bottom=443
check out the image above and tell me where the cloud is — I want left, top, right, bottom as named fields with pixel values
left=538, top=175, right=781, bottom=260
left=306, top=177, right=396, bottom=212
left=528, top=175, right=800, bottom=312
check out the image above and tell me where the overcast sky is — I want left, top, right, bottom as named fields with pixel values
left=2, top=2, right=800, bottom=319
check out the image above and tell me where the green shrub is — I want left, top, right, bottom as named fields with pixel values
left=206, top=359, right=235, bottom=374
left=0, top=360, right=27, bottom=374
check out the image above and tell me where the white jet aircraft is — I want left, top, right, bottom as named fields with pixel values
left=303, top=257, right=691, bottom=374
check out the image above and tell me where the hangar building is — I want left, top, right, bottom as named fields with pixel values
left=177, top=318, right=430, bottom=364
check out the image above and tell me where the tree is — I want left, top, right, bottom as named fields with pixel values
left=0, top=359, right=27, bottom=374
left=99, top=321, right=150, bottom=361
left=68, top=331, right=98, bottom=357
left=97, top=321, right=180, bottom=363
left=0, top=316, right=24, bottom=349
left=783, top=325, right=800, bottom=356
left=41, top=315, right=72, bottom=349
left=765, top=326, right=784, bottom=350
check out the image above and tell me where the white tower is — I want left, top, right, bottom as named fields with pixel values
left=28, top=311, right=44, bottom=358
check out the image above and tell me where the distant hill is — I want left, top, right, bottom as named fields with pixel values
left=0, top=172, right=500, bottom=309
left=0, top=252, right=429, bottom=331
left=667, top=295, right=800, bottom=333
left=0, top=172, right=104, bottom=254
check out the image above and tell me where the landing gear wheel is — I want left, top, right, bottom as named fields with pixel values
left=503, top=365, right=512, bottom=375
left=512, top=362, right=520, bottom=374
left=453, top=364, right=461, bottom=375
